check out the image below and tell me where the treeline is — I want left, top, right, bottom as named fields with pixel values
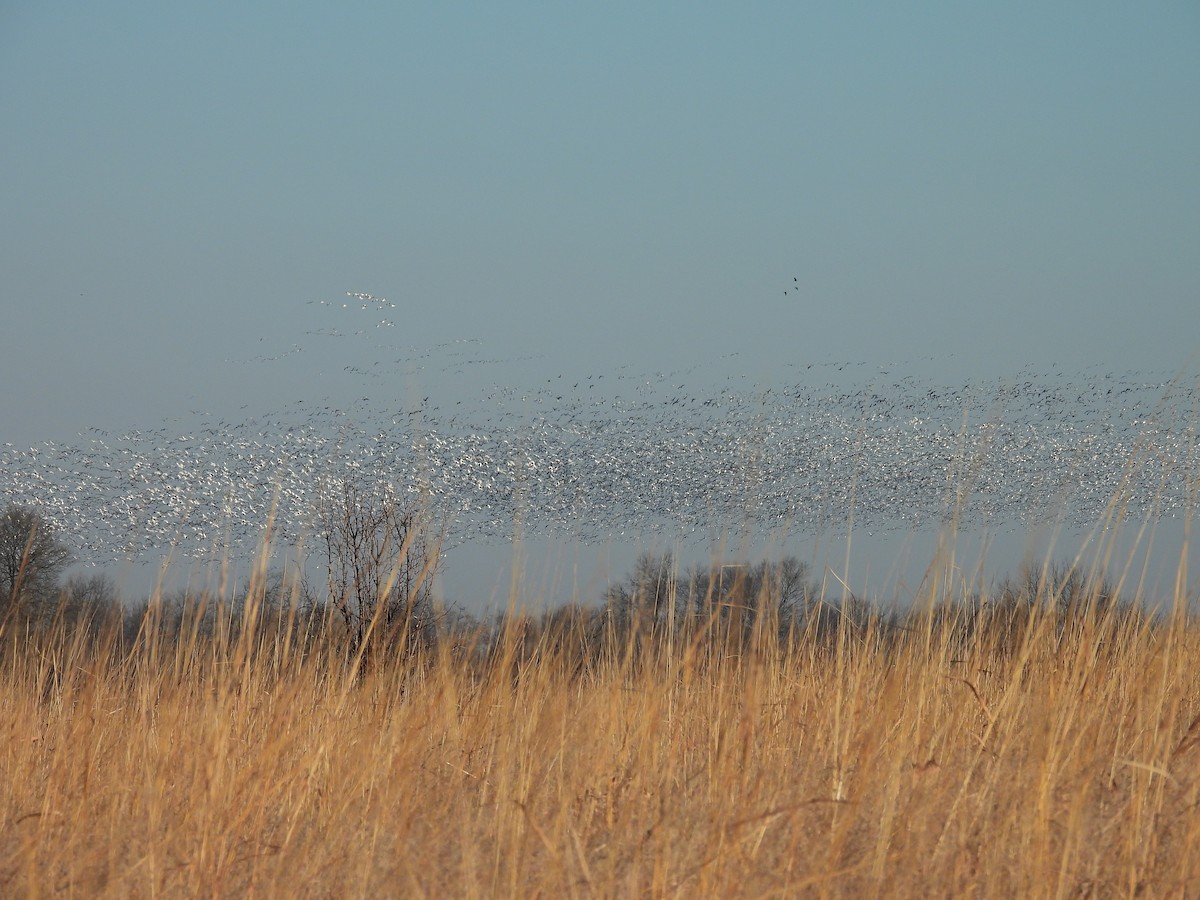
left=1, top=500, right=1152, bottom=677
left=0, top=493, right=442, bottom=662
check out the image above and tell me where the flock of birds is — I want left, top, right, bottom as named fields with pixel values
left=3, top=292, right=1198, bottom=569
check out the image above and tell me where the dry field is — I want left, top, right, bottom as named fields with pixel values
left=2, top=547, right=1200, bottom=898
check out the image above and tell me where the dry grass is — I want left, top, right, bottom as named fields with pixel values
left=2, top=545, right=1200, bottom=898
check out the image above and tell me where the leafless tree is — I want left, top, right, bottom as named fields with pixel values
left=604, top=551, right=676, bottom=635
left=601, top=553, right=819, bottom=650
left=316, top=477, right=439, bottom=656
left=0, top=505, right=72, bottom=617
left=54, top=572, right=123, bottom=634
left=677, top=556, right=815, bottom=637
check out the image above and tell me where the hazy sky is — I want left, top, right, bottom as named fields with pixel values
left=3, top=4, right=1198, bottom=607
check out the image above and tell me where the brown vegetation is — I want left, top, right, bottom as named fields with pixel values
left=2, top=541, right=1199, bottom=897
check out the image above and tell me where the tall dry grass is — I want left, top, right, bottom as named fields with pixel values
left=2, top=535, right=1199, bottom=898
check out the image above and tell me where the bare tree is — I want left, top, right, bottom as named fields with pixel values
left=604, top=551, right=676, bottom=635
left=56, top=572, right=123, bottom=634
left=1, top=505, right=72, bottom=616
left=678, top=556, right=814, bottom=636
left=316, top=477, right=438, bottom=655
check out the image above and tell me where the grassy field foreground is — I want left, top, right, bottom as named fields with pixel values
left=3, top=559, right=1200, bottom=898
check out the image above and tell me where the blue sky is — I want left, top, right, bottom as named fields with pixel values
left=3, top=3, right=1198, bottom=606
